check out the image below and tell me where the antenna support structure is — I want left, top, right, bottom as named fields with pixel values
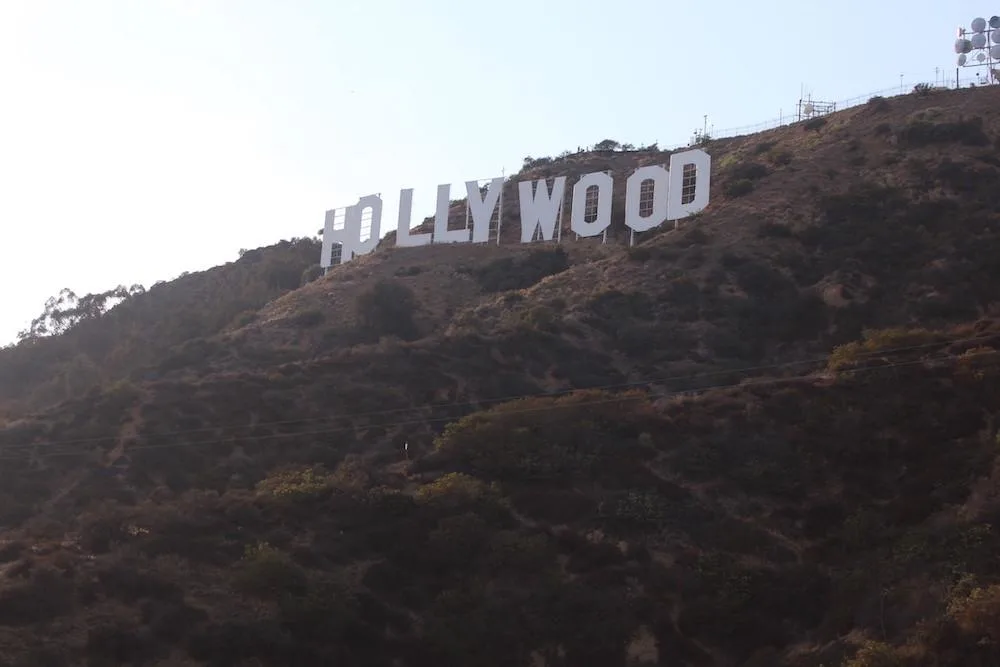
left=795, top=86, right=836, bottom=122
left=954, top=16, right=1000, bottom=86
left=689, top=115, right=713, bottom=146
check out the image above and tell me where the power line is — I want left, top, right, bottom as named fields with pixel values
left=2, top=339, right=995, bottom=462
left=5, top=331, right=996, bottom=453
left=5, top=330, right=996, bottom=454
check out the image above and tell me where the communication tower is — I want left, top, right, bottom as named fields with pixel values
left=954, top=16, right=1000, bottom=85
left=689, top=115, right=713, bottom=146
left=796, top=90, right=836, bottom=122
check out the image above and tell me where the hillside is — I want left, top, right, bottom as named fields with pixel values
left=0, top=85, right=999, bottom=666
left=0, top=238, right=321, bottom=418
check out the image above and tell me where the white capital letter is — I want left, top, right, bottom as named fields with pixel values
left=667, top=148, right=712, bottom=220
left=320, top=208, right=341, bottom=268
left=518, top=177, right=566, bottom=243
left=433, top=183, right=470, bottom=244
left=466, top=178, right=503, bottom=244
left=571, top=171, right=613, bottom=238
left=625, top=165, right=670, bottom=232
left=321, top=194, right=382, bottom=265
left=349, top=194, right=382, bottom=258
left=395, top=188, right=431, bottom=247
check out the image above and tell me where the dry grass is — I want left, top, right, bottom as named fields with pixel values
left=0, top=84, right=999, bottom=666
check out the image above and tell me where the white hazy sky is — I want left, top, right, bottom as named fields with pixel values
left=0, top=0, right=981, bottom=344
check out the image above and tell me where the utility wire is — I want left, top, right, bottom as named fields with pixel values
left=2, top=330, right=995, bottom=454
left=0, top=339, right=995, bottom=461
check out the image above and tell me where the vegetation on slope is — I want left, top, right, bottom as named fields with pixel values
left=0, top=85, right=998, bottom=665
left=2, top=321, right=1000, bottom=665
left=0, top=238, right=320, bottom=417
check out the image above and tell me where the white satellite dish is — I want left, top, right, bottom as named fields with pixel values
left=804, top=103, right=814, bottom=115
left=991, top=16, right=1000, bottom=29
left=959, top=53, right=969, bottom=66
left=972, top=33, right=988, bottom=49
left=993, top=30, right=1000, bottom=44
left=992, top=45, right=1000, bottom=60
left=973, top=17, right=988, bottom=33
left=956, top=38, right=973, bottom=53
left=977, top=51, right=987, bottom=62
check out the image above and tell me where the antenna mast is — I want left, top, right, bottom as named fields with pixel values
left=954, top=16, right=1000, bottom=85
left=795, top=86, right=836, bottom=122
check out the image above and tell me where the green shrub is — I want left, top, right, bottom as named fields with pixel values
left=518, top=305, right=558, bottom=332
left=730, top=259, right=791, bottom=295
left=827, top=328, right=946, bottom=371
left=509, top=489, right=596, bottom=523
left=753, top=141, right=776, bottom=155
left=355, top=279, right=420, bottom=340
left=232, top=542, right=308, bottom=599
left=233, top=310, right=258, bottom=328
left=276, top=575, right=363, bottom=645
left=725, top=179, right=754, bottom=197
left=804, top=117, right=828, bottom=131
left=415, top=472, right=494, bottom=509
left=433, top=390, right=659, bottom=483
left=587, top=289, right=655, bottom=321
left=256, top=465, right=334, bottom=500
left=0, top=566, right=76, bottom=625
left=728, top=161, right=769, bottom=181
left=867, top=95, right=890, bottom=111
left=598, top=489, right=670, bottom=527
left=947, top=584, right=1000, bottom=636
left=86, top=619, right=155, bottom=665
left=770, top=150, right=792, bottom=165
left=290, top=309, right=325, bottom=328
left=424, top=513, right=490, bottom=568
left=472, top=248, right=569, bottom=293
left=896, top=116, right=990, bottom=147
left=627, top=245, right=653, bottom=262
left=842, top=640, right=902, bottom=667
left=300, top=265, right=324, bottom=284
left=723, top=162, right=767, bottom=200
left=758, top=222, right=794, bottom=238
left=485, top=530, right=555, bottom=574
left=264, top=263, right=304, bottom=290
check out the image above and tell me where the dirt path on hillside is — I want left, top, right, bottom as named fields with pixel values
left=42, top=388, right=150, bottom=512
left=104, top=395, right=145, bottom=465
left=645, top=458, right=805, bottom=564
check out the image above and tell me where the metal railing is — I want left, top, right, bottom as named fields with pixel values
left=564, top=71, right=994, bottom=155
left=691, top=79, right=976, bottom=145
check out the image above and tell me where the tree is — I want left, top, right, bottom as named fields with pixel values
left=301, top=265, right=324, bottom=285
left=594, top=139, right=621, bottom=152
left=18, top=284, right=145, bottom=341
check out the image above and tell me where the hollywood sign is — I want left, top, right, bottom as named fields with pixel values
left=320, top=148, right=711, bottom=268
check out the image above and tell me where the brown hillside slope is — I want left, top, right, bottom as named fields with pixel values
left=0, top=85, right=999, bottom=666
left=0, top=321, right=1000, bottom=666
left=153, top=86, right=1000, bottom=391
left=0, top=238, right=321, bottom=418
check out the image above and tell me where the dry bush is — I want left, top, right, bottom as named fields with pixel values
left=828, top=328, right=946, bottom=371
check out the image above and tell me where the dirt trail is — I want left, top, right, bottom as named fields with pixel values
left=105, top=395, right=145, bottom=465
left=42, top=388, right=151, bottom=512
left=646, top=458, right=805, bottom=564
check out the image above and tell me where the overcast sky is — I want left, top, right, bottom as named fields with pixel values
left=0, top=0, right=980, bottom=344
